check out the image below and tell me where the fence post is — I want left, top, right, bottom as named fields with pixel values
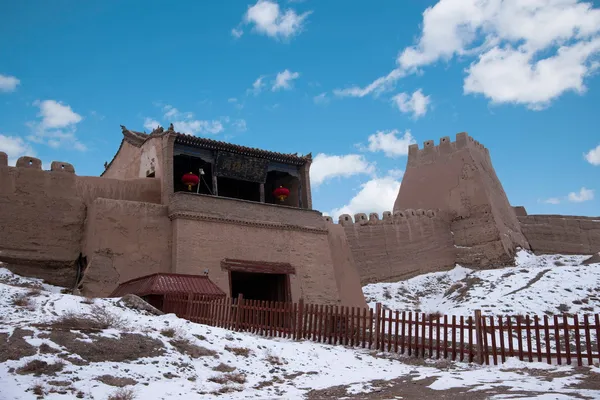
left=374, top=303, right=382, bottom=350
left=474, top=309, right=483, bottom=365
left=235, top=293, right=244, bottom=331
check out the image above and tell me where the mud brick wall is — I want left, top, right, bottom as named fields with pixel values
left=338, top=210, right=456, bottom=285
left=518, top=215, right=600, bottom=255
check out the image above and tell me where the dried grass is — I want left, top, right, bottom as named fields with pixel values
left=225, top=346, right=251, bottom=357
left=107, top=388, right=136, bottom=400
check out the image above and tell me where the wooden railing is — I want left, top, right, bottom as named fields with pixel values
left=163, top=294, right=600, bottom=366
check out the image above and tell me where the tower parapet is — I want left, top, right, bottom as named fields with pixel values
left=407, top=132, right=491, bottom=169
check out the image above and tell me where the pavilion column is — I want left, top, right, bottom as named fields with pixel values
left=259, top=183, right=265, bottom=203
left=212, top=175, right=219, bottom=196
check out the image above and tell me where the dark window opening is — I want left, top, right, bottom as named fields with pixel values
left=265, top=170, right=301, bottom=207
left=173, top=154, right=214, bottom=194
left=146, top=171, right=156, bottom=178
left=217, top=177, right=260, bottom=202
left=230, top=271, right=290, bottom=302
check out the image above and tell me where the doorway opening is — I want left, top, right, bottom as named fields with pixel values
left=229, top=271, right=290, bottom=302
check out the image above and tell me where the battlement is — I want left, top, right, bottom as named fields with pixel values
left=407, top=132, right=491, bottom=168
left=0, top=153, right=76, bottom=173
left=323, top=208, right=443, bottom=226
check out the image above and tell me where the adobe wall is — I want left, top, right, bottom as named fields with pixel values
left=335, top=210, right=456, bottom=285
left=518, top=214, right=600, bottom=255
left=0, top=152, right=163, bottom=287
left=0, top=157, right=85, bottom=286
left=170, top=192, right=366, bottom=307
left=323, top=222, right=368, bottom=308
left=102, top=136, right=164, bottom=181
left=394, top=132, right=530, bottom=268
left=80, top=198, right=171, bottom=297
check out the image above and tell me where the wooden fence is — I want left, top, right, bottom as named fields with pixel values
left=162, top=293, right=600, bottom=366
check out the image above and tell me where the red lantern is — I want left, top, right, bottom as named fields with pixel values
left=181, top=172, right=199, bottom=191
left=273, top=186, right=290, bottom=202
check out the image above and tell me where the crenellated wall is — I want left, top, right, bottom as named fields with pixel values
left=395, top=132, right=530, bottom=268
left=327, top=209, right=456, bottom=284
left=518, top=213, right=600, bottom=255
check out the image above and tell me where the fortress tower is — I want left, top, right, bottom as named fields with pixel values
left=394, top=132, right=530, bottom=267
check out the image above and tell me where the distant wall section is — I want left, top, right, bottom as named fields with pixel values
left=338, top=209, right=456, bottom=285
left=518, top=214, right=600, bottom=255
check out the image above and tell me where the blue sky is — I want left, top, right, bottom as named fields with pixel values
left=1, top=0, right=599, bottom=218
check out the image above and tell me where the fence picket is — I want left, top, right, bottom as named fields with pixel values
left=563, top=314, right=572, bottom=365
left=414, top=313, right=419, bottom=358
left=490, top=317, right=497, bottom=366
left=421, top=313, right=426, bottom=358
left=526, top=315, right=533, bottom=362
left=407, top=312, right=413, bottom=356
left=534, top=316, right=542, bottom=363
left=451, top=316, right=457, bottom=361
left=554, top=315, right=562, bottom=365
left=585, top=315, right=593, bottom=366
left=459, top=316, right=465, bottom=362
left=543, top=315, right=551, bottom=365
left=574, top=315, right=583, bottom=367
left=498, top=316, right=506, bottom=363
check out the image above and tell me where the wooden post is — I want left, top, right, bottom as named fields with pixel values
left=212, top=175, right=218, bottom=196
left=374, top=303, right=382, bottom=350
left=259, top=183, right=265, bottom=203
left=474, top=309, right=484, bottom=365
left=235, top=293, right=244, bottom=331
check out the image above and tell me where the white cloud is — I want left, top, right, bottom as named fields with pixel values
left=35, top=100, right=82, bottom=129
left=336, top=0, right=600, bottom=108
left=249, top=76, right=266, bottom=95
left=364, top=129, right=417, bottom=158
left=144, top=118, right=161, bottom=132
left=231, top=28, right=244, bottom=39
left=568, top=187, right=595, bottom=203
left=329, top=174, right=401, bottom=221
left=0, top=74, right=20, bottom=92
left=310, top=153, right=375, bottom=187
left=333, top=68, right=405, bottom=98
left=27, top=100, right=85, bottom=151
left=273, top=69, right=300, bottom=91
left=391, top=89, right=431, bottom=118
left=313, top=92, right=329, bottom=105
left=464, top=39, right=600, bottom=109
left=242, top=0, right=311, bottom=40
left=0, top=134, right=35, bottom=165
left=543, top=197, right=561, bottom=205
left=232, top=119, right=247, bottom=132
left=173, top=120, right=224, bottom=135
left=585, top=144, right=600, bottom=165
left=387, top=168, right=405, bottom=179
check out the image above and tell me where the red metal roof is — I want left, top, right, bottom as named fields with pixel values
left=109, top=273, right=226, bottom=298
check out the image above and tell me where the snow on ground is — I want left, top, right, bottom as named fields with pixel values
left=363, top=249, right=600, bottom=317
left=1, top=266, right=599, bottom=399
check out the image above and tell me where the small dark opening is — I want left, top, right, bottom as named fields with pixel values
left=147, top=171, right=156, bottom=178
left=230, top=271, right=289, bottom=302
left=218, top=177, right=260, bottom=202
